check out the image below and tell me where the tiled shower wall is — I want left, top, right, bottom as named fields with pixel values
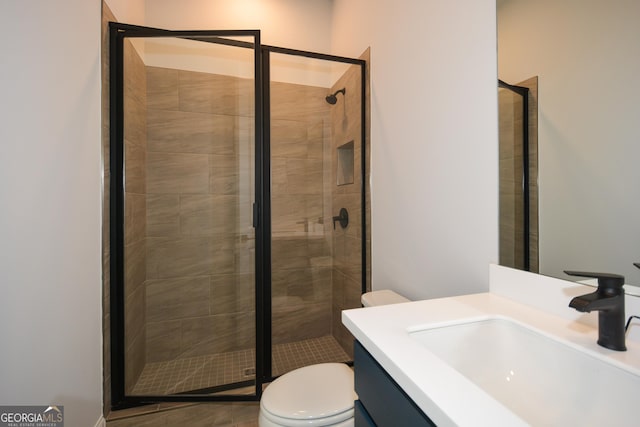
left=142, top=71, right=338, bottom=358
left=270, top=82, right=334, bottom=345
left=123, top=41, right=148, bottom=393
left=329, top=61, right=368, bottom=358
left=140, top=66, right=365, bottom=363
left=144, top=67, right=256, bottom=363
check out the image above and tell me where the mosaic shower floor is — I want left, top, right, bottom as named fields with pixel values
left=131, top=335, right=350, bottom=395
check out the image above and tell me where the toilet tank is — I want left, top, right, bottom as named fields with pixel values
left=361, top=290, right=409, bottom=307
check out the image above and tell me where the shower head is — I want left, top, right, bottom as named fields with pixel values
left=325, top=88, right=346, bottom=105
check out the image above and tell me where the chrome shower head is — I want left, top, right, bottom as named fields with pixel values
left=325, top=88, right=346, bottom=105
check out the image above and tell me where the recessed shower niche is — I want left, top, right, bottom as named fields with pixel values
left=337, top=141, right=355, bottom=186
left=108, top=23, right=369, bottom=408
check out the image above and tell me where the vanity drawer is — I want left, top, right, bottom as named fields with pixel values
left=354, top=340, right=435, bottom=427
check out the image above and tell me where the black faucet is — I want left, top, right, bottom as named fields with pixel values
left=565, top=270, right=626, bottom=351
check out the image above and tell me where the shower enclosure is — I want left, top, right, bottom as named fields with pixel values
left=108, top=24, right=367, bottom=407
left=498, top=78, right=538, bottom=272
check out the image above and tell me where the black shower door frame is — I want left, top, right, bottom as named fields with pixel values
left=258, top=44, right=368, bottom=382
left=109, top=22, right=367, bottom=409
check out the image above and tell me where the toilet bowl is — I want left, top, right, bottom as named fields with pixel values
left=258, top=290, right=409, bottom=427
left=259, top=363, right=355, bottom=427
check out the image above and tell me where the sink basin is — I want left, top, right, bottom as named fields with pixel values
left=409, top=317, right=640, bottom=426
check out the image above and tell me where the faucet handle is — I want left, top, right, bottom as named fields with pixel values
left=634, top=263, right=640, bottom=270
left=564, top=270, right=625, bottom=290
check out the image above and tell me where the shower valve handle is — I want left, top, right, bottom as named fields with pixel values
left=332, top=208, right=349, bottom=230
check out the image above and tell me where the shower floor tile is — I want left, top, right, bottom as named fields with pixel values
left=131, top=335, right=350, bottom=396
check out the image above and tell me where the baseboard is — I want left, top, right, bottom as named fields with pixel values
left=94, top=415, right=106, bottom=427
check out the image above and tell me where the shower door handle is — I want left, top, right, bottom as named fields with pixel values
left=252, top=203, right=259, bottom=228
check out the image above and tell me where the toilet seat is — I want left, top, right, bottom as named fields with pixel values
left=259, top=363, right=356, bottom=427
left=259, top=407, right=353, bottom=427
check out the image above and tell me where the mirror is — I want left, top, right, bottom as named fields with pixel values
left=497, top=0, right=640, bottom=287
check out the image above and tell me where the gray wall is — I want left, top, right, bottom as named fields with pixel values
left=331, top=0, right=499, bottom=299
left=0, top=1, right=103, bottom=426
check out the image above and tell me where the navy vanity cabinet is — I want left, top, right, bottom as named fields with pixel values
left=354, top=341, right=436, bottom=427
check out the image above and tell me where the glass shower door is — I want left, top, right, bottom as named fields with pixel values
left=110, top=24, right=262, bottom=404
left=110, top=23, right=368, bottom=406
left=265, top=49, right=366, bottom=378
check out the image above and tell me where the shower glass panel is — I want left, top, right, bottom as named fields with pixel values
left=267, top=51, right=364, bottom=377
left=111, top=23, right=368, bottom=407
left=112, top=26, right=261, bottom=401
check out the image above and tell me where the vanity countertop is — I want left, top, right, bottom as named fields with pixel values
left=342, top=291, right=640, bottom=426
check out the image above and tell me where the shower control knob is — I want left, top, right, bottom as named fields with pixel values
left=332, top=208, right=349, bottom=229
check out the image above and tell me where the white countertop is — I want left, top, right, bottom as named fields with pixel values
left=342, top=292, right=640, bottom=426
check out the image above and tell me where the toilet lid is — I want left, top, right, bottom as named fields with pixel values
left=261, top=363, right=356, bottom=423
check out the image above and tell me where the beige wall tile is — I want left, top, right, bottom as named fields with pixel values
left=271, top=194, right=324, bottom=234
left=123, top=41, right=146, bottom=105
left=271, top=237, right=310, bottom=271
left=125, top=284, right=145, bottom=349
left=272, top=266, right=332, bottom=304
left=181, top=312, right=255, bottom=356
left=147, top=109, right=236, bottom=155
left=285, top=158, right=323, bottom=195
left=124, top=141, right=146, bottom=194
left=270, top=82, right=330, bottom=122
left=125, top=280, right=146, bottom=391
left=271, top=302, right=331, bottom=345
left=146, top=236, right=235, bottom=280
left=146, top=194, right=180, bottom=237
left=125, top=193, right=146, bottom=244
left=210, top=274, right=255, bottom=316
left=146, top=277, right=210, bottom=323
left=270, top=157, right=287, bottom=196
left=146, top=320, right=182, bottom=363
left=342, top=274, right=362, bottom=309
left=146, top=66, right=178, bottom=111
left=271, top=119, right=308, bottom=158
left=233, top=234, right=255, bottom=275
left=123, top=40, right=147, bottom=150
left=147, top=152, right=209, bottom=194
left=331, top=309, right=354, bottom=359
left=209, top=154, right=250, bottom=195
left=178, top=70, right=254, bottom=117
left=306, top=136, right=325, bottom=163
left=180, top=195, right=239, bottom=236
left=124, top=93, right=147, bottom=148
left=124, top=330, right=146, bottom=394
left=124, top=238, right=146, bottom=296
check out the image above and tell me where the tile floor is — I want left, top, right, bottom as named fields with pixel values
left=131, top=335, right=350, bottom=395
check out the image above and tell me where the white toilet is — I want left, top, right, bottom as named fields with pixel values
left=258, top=290, right=409, bottom=427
